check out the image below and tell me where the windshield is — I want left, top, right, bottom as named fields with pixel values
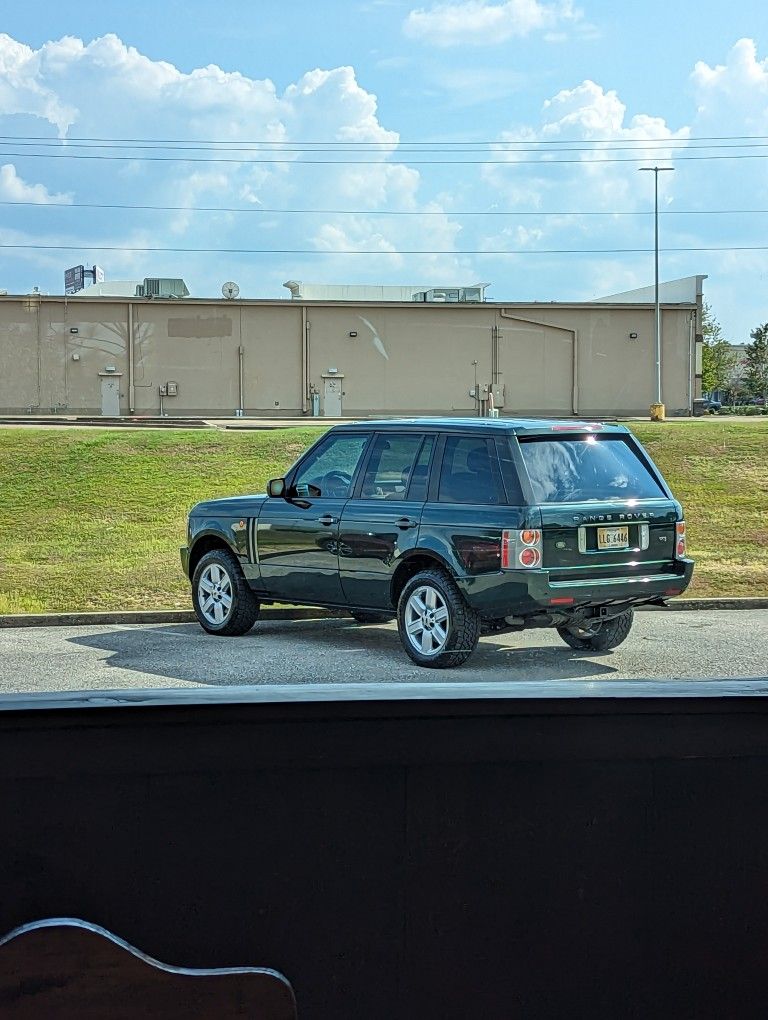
left=518, top=436, right=666, bottom=503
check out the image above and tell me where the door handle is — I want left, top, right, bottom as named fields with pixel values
left=396, top=517, right=418, bottom=530
left=317, top=514, right=336, bottom=526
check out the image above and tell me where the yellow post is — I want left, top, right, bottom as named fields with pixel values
left=649, top=402, right=666, bottom=422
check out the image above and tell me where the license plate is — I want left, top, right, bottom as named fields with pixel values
left=597, top=526, right=629, bottom=550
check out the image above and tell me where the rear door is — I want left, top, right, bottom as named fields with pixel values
left=514, top=432, right=679, bottom=583
left=418, top=433, right=512, bottom=579
left=339, top=432, right=435, bottom=609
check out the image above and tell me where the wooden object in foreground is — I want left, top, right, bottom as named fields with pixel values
left=0, top=918, right=296, bottom=1019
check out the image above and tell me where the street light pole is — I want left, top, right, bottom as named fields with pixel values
left=639, top=166, right=674, bottom=412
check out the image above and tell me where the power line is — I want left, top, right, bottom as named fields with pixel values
left=2, top=242, right=767, bottom=255
left=1, top=150, right=767, bottom=166
left=2, top=200, right=768, bottom=217
left=3, top=132, right=768, bottom=146
left=3, top=139, right=768, bottom=155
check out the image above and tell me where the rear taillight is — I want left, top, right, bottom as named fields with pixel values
left=502, top=529, right=543, bottom=569
left=675, top=521, right=686, bottom=558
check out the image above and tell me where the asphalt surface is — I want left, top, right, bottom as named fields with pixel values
left=0, top=609, right=766, bottom=694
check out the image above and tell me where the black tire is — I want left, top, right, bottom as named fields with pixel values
left=349, top=609, right=392, bottom=624
left=397, top=568, right=481, bottom=669
left=191, top=547, right=260, bottom=636
left=557, top=609, right=634, bottom=652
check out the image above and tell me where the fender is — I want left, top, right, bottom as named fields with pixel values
left=390, top=541, right=463, bottom=606
left=187, top=520, right=245, bottom=578
left=396, top=540, right=460, bottom=578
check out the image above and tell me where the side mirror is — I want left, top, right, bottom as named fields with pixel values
left=267, top=477, right=286, bottom=498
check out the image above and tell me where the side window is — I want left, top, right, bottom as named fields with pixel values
left=360, top=434, right=427, bottom=500
left=405, top=435, right=435, bottom=502
left=437, top=436, right=502, bottom=505
left=494, top=437, right=525, bottom=505
left=293, top=433, right=370, bottom=499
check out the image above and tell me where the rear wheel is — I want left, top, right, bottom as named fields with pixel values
left=397, top=568, right=481, bottom=669
left=557, top=609, right=634, bottom=652
left=349, top=609, right=391, bottom=624
left=192, top=548, right=260, bottom=636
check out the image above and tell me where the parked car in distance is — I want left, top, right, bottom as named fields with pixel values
left=181, top=418, right=694, bottom=668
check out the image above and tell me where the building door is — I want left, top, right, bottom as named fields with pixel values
left=100, top=374, right=122, bottom=416
left=322, top=375, right=343, bottom=416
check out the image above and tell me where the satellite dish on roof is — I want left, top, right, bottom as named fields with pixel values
left=222, top=281, right=240, bottom=300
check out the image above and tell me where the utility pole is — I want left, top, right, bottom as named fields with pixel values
left=639, top=166, right=674, bottom=419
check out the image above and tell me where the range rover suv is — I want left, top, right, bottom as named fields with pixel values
left=181, top=418, right=693, bottom=668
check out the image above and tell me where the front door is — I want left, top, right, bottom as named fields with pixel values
left=256, top=431, right=371, bottom=603
left=339, top=433, right=435, bottom=609
left=100, top=375, right=121, bottom=416
left=323, top=376, right=343, bottom=416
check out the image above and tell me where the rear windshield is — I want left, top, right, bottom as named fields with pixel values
left=518, top=436, right=666, bottom=503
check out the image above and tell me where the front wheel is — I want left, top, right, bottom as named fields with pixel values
left=397, top=568, right=481, bottom=669
left=192, top=548, right=260, bottom=636
left=557, top=609, right=634, bottom=652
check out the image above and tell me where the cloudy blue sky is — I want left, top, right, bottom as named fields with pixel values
left=0, top=1, right=766, bottom=341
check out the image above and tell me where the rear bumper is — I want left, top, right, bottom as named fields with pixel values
left=458, top=558, right=695, bottom=616
left=180, top=546, right=190, bottom=580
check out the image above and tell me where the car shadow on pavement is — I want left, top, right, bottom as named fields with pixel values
left=65, top=617, right=619, bottom=688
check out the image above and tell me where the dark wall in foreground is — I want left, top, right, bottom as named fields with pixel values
left=2, top=684, right=768, bottom=1019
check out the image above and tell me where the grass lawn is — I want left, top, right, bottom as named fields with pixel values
left=0, top=419, right=766, bottom=614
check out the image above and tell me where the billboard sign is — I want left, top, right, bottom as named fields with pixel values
left=64, top=265, right=85, bottom=294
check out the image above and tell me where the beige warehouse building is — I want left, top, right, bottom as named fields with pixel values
left=0, top=276, right=705, bottom=418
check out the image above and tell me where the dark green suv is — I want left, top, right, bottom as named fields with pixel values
left=181, top=418, right=693, bottom=668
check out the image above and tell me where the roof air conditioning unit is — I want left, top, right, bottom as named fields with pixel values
left=135, top=277, right=190, bottom=299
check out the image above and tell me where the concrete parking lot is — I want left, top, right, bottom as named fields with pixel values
left=0, top=609, right=766, bottom=694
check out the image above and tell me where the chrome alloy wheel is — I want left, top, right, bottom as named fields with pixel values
left=404, top=584, right=450, bottom=656
left=197, top=563, right=233, bottom=626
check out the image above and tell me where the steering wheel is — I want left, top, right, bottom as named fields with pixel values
left=321, top=470, right=352, bottom=497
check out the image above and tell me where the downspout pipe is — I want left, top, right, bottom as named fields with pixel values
left=128, top=302, right=135, bottom=414
left=687, top=310, right=694, bottom=414
left=571, top=329, right=579, bottom=417
left=238, top=344, right=245, bottom=415
left=301, top=305, right=309, bottom=414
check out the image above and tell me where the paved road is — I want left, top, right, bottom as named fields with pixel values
left=0, top=610, right=766, bottom=694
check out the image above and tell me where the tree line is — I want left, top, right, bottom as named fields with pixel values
left=701, top=304, right=768, bottom=403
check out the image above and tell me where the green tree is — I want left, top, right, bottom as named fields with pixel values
left=744, top=323, right=768, bottom=398
left=700, top=302, right=736, bottom=395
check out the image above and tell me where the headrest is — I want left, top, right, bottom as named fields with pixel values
left=466, top=446, right=490, bottom=474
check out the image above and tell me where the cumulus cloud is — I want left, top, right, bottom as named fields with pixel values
left=478, top=77, right=691, bottom=301
left=403, top=0, right=580, bottom=47
left=315, top=220, right=402, bottom=256
left=0, top=33, right=76, bottom=134
left=535, top=79, right=691, bottom=172
left=692, top=38, right=768, bottom=104
left=0, top=164, right=72, bottom=204
left=479, top=40, right=768, bottom=322
left=2, top=27, right=765, bottom=341
left=483, top=78, right=689, bottom=215
left=0, top=31, right=465, bottom=293
left=691, top=38, right=768, bottom=135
